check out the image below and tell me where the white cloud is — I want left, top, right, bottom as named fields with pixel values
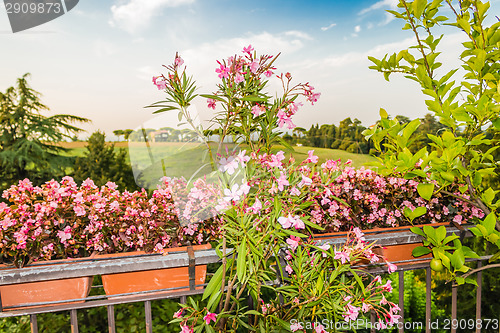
left=354, top=25, right=361, bottom=33
left=321, top=23, right=337, bottom=31
left=181, top=30, right=311, bottom=68
left=358, top=0, right=398, bottom=15
left=109, top=0, right=194, bottom=33
left=284, top=30, right=313, bottom=40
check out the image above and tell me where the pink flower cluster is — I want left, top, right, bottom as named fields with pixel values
left=0, top=177, right=222, bottom=266
left=242, top=151, right=483, bottom=233
left=207, top=46, right=319, bottom=131
left=283, top=228, right=401, bottom=329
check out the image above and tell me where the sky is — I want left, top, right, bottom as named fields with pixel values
left=1, top=0, right=499, bottom=140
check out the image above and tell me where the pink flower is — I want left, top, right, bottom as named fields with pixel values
left=314, top=324, right=327, bottom=333
left=247, top=198, right=262, bottom=214
left=278, top=215, right=294, bottom=229
left=173, top=309, right=183, bottom=318
left=318, top=243, right=330, bottom=257
left=180, top=325, right=193, bottom=333
left=175, top=56, right=184, bottom=66
left=277, top=172, right=289, bottom=191
left=203, top=312, right=217, bottom=325
left=152, top=76, right=167, bottom=90
left=219, top=156, right=239, bottom=175
left=223, top=184, right=246, bottom=202
left=362, top=303, right=370, bottom=313
left=216, top=64, right=230, bottom=79
left=381, top=280, right=393, bottom=292
left=305, top=150, right=318, bottom=164
left=352, top=227, right=365, bottom=241
left=207, top=98, right=217, bottom=109
left=334, top=249, right=350, bottom=264
left=298, top=174, right=312, bottom=187
left=249, top=60, right=259, bottom=74
left=242, top=45, right=254, bottom=54
left=57, top=226, right=72, bottom=243
left=277, top=109, right=296, bottom=129
left=286, top=235, right=300, bottom=251
left=266, top=151, right=285, bottom=168
left=343, top=302, right=360, bottom=322
left=251, top=104, right=265, bottom=117
left=234, top=73, right=245, bottom=84
left=264, top=70, right=273, bottom=77
left=73, top=205, right=86, bottom=216
left=453, top=214, right=463, bottom=224
left=290, top=187, right=301, bottom=196
left=290, top=322, right=303, bottom=331
left=285, top=264, right=293, bottom=275
left=387, top=262, right=397, bottom=273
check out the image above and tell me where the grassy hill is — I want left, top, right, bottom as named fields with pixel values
left=60, top=141, right=377, bottom=188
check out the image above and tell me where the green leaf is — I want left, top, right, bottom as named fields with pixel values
left=202, top=264, right=224, bottom=300
left=413, top=0, right=427, bottom=17
left=236, top=241, right=247, bottom=282
left=410, top=226, right=426, bottom=237
left=412, top=246, right=431, bottom=257
left=489, top=251, right=500, bottom=263
left=379, top=108, right=388, bottom=119
left=417, top=183, right=435, bottom=201
left=423, top=225, right=437, bottom=242
left=450, top=248, right=465, bottom=269
left=241, top=95, right=267, bottom=102
left=482, top=213, right=497, bottom=233
left=435, top=226, right=447, bottom=243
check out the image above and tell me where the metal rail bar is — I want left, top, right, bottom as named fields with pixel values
left=0, top=249, right=220, bottom=285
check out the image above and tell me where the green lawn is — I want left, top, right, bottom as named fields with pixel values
left=61, top=141, right=376, bottom=188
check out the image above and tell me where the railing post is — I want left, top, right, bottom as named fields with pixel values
left=398, top=271, right=404, bottom=333
left=30, top=314, right=38, bottom=333
left=187, top=246, right=196, bottom=291
left=70, top=309, right=79, bottom=333
left=145, top=300, right=153, bottom=333
left=476, top=261, right=482, bottom=333
left=370, top=310, right=376, bottom=333
left=451, top=283, right=457, bottom=333
left=426, top=267, right=431, bottom=333
left=107, top=305, right=116, bottom=333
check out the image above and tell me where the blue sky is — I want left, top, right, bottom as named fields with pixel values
left=1, top=0, right=499, bottom=139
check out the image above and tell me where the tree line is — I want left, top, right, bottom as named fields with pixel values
left=282, top=114, right=448, bottom=155
left=0, top=74, right=138, bottom=195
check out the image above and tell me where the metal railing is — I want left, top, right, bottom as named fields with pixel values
left=0, top=228, right=491, bottom=333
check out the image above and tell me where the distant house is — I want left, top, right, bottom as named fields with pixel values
left=150, top=130, right=169, bottom=143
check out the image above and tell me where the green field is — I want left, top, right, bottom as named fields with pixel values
left=62, top=141, right=377, bottom=188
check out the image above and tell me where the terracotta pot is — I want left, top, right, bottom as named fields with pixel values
left=100, top=243, right=212, bottom=297
left=314, top=222, right=451, bottom=265
left=0, top=260, right=93, bottom=310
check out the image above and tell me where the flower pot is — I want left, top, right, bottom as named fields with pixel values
left=100, top=243, right=212, bottom=297
left=314, top=222, right=451, bottom=265
left=0, top=260, right=93, bottom=311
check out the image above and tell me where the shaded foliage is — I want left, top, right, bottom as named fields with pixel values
left=73, top=131, right=139, bottom=191
left=0, top=73, right=89, bottom=193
